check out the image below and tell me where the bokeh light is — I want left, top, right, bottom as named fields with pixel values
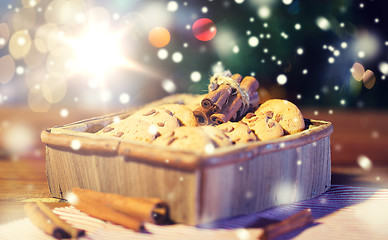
left=172, top=52, right=183, bottom=63
left=28, top=84, right=52, bottom=112
left=119, top=93, right=130, bottom=104
left=357, top=155, right=373, bottom=171
left=162, top=79, right=176, bottom=93
left=192, top=18, right=217, bottom=41
left=2, top=123, right=35, bottom=156
left=9, top=30, right=32, bottom=59
left=258, top=6, right=271, bottom=19
left=148, top=27, right=171, bottom=48
left=351, top=62, right=365, bottom=81
left=190, top=71, right=201, bottom=82
left=316, top=16, right=331, bottom=31
left=157, top=48, right=169, bottom=59
left=166, top=1, right=178, bottom=12
left=363, top=70, right=376, bottom=89
left=0, top=55, right=16, bottom=84
left=277, top=74, right=287, bottom=85
left=248, top=36, right=259, bottom=47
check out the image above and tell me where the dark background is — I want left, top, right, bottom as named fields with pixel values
left=0, top=0, right=387, bottom=111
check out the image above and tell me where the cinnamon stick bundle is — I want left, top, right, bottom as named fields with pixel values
left=24, top=201, right=85, bottom=239
left=195, top=73, right=259, bottom=125
left=210, top=76, right=259, bottom=124
left=200, top=73, right=242, bottom=111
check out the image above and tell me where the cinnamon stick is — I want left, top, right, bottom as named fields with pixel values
left=70, top=189, right=145, bottom=231
left=193, top=105, right=213, bottom=126
left=210, top=94, right=243, bottom=124
left=231, top=73, right=243, bottom=84
left=72, top=188, right=169, bottom=225
left=211, top=84, right=233, bottom=114
left=259, top=209, right=314, bottom=240
left=24, top=201, right=85, bottom=239
left=238, top=76, right=260, bottom=114
left=240, top=76, right=259, bottom=94
left=201, top=87, right=222, bottom=109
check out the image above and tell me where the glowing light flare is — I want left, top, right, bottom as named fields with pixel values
left=2, top=123, right=35, bottom=155
left=66, top=29, right=130, bottom=77
left=277, top=74, right=287, bottom=85
left=190, top=71, right=201, bottom=82
left=378, top=62, right=388, bottom=75
left=258, top=6, right=271, bottom=19
left=316, top=16, right=331, bottom=31
left=70, top=139, right=81, bottom=150
left=357, top=155, right=372, bottom=170
left=172, top=52, right=183, bottom=63
left=162, top=79, right=176, bottom=93
left=119, top=93, right=130, bottom=104
left=248, top=36, right=259, bottom=47
left=166, top=1, right=178, bottom=12
left=157, top=48, right=168, bottom=59
left=204, top=143, right=215, bottom=154
left=275, top=182, right=298, bottom=205
left=353, top=33, right=379, bottom=60
left=60, top=108, right=69, bottom=117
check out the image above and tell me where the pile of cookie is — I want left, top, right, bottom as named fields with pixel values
left=96, top=99, right=305, bottom=153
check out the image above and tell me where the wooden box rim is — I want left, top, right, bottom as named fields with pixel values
left=41, top=108, right=333, bottom=171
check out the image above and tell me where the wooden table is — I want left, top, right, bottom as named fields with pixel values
left=1, top=107, right=388, bottom=225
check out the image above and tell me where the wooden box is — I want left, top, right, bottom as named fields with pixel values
left=41, top=95, right=333, bottom=225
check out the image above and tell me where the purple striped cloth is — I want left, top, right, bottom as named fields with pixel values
left=1, top=185, right=387, bottom=240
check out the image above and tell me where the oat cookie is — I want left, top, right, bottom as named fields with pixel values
left=159, top=104, right=198, bottom=127
left=201, top=126, right=233, bottom=147
left=153, top=126, right=231, bottom=153
left=241, top=112, right=284, bottom=140
left=255, top=99, right=305, bottom=134
left=128, top=107, right=180, bottom=135
left=96, top=118, right=156, bottom=143
left=216, top=122, right=257, bottom=144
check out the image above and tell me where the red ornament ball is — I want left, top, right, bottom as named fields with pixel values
left=192, top=18, right=217, bottom=41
